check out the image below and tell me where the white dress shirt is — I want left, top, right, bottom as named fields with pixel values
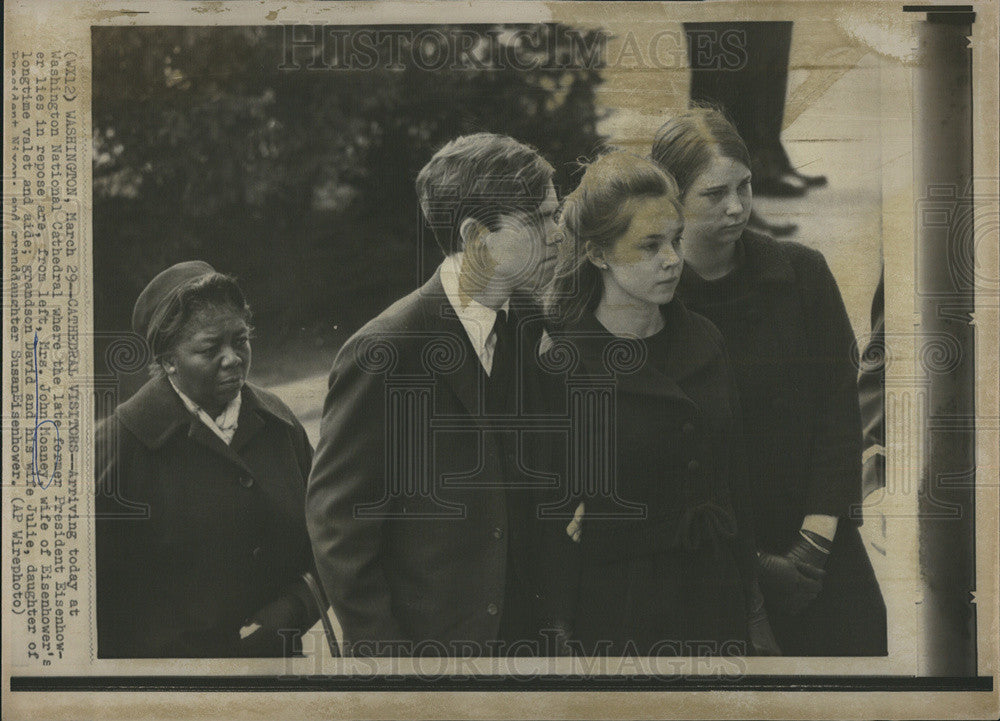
left=439, top=254, right=509, bottom=376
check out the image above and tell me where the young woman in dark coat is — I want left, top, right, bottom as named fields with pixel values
left=95, top=261, right=325, bottom=658
left=535, top=152, right=779, bottom=657
left=652, top=107, right=887, bottom=655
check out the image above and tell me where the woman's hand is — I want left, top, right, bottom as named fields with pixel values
left=566, top=502, right=584, bottom=542
left=756, top=550, right=825, bottom=615
left=238, top=622, right=262, bottom=639
left=239, top=594, right=309, bottom=656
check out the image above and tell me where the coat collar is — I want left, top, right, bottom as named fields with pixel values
left=116, top=374, right=296, bottom=455
left=556, top=301, right=717, bottom=407
left=739, top=228, right=796, bottom=284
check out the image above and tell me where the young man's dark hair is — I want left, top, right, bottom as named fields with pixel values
left=415, top=132, right=556, bottom=255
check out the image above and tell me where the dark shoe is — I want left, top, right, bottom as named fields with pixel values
left=753, top=172, right=808, bottom=198
left=771, top=144, right=828, bottom=188
left=788, top=168, right=828, bottom=188
left=748, top=209, right=797, bottom=237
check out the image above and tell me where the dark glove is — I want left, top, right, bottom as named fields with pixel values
left=239, top=594, right=309, bottom=657
left=757, top=544, right=826, bottom=615
left=786, top=531, right=831, bottom=570
left=747, top=581, right=781, bottom=656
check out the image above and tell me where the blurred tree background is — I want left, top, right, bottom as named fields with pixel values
left=93, top=25, right=606, bottom=385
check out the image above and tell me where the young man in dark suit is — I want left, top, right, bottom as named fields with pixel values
left=306, top=133, right=560, bottom=657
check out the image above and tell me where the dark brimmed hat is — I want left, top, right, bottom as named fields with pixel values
left=132, top=260, right=215, bottom=340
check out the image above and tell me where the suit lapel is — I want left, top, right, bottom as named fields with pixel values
left=417, top=269, right=484, bottom=418
left=416, top=271, right=551, bottom=418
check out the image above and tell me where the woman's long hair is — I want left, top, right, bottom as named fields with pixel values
left=543, top=152, right=683, bottom=329
left=650, top=104, right=751, bottom=197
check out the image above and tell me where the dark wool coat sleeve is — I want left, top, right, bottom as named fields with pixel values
left=95, top=413, right=142, bottom=658
left=788, top=244, right=865, bottom=521
left=305, top=326, right=406, bottom=652
left=266, top=419, right=324, bottom=635
left=714, top=325, right=761, bottom=613
left=528, top=339, right=584, bottom=631
left=534, top=517, right=583, bottom=630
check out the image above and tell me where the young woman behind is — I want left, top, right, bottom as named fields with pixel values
left=652, top=107, right=886, bottom=656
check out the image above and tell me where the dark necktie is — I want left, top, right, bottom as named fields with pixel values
left=486, top=308, right=515, bottom=415
left=488, top=308, right=530, bottom=647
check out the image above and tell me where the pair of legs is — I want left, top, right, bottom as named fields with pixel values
left=685, top=22, right=827, bottom=235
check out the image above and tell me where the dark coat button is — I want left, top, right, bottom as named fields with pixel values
left=687, top=459, right=701, bottom=473
left=252, top=546, right=263, bottom=561
left=682, top=421, right=696, bottom=435
left=238, top=474, right=254, bottom=488
left=487, top=603, right=500, bottom=616
left=493, top=528, right=504, bottom=540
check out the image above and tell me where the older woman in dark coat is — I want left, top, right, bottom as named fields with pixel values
left=536, top=152, right=778, bottom=656
left=95, top=261, right=325, bottom=658
left=653, top=107, right=886, bottom=655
